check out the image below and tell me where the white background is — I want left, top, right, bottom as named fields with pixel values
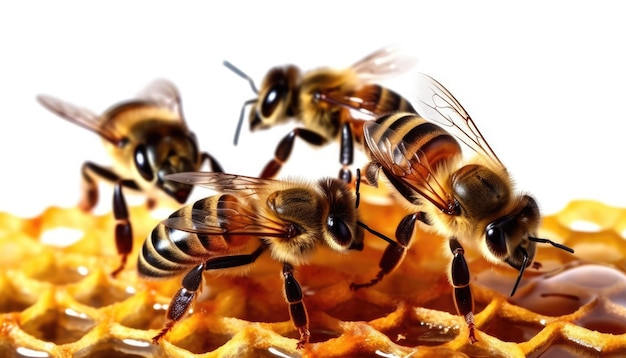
left=1, top=1, right=625, bottom=218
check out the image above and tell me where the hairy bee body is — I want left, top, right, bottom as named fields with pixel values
left=225, top=46, right=417, bottom=181
left=143, top=172, right=366, bottom=348
left=98, top=102, right=206, bottom=201
left=139, top=194, right=238, bottom=279
left=36, top=80, right=223, bottom=276
left=285, top=67, right=415, bottom=143
left=356, top=73, right=574, bottom=343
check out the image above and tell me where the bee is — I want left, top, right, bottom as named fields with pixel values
left=224, top=46, right=417, bottom=183
left=352, top=73, right=574, bottom=343
left=140, top=170, right=378, bottom=349
left=36, top=80, right=224, bottom=277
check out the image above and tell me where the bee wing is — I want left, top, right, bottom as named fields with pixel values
left=165, top=171, right=278, bottom=198
left=351, top=45, right=418, bottom=80
left=136, top=79, right=185, bottom=121
left=163, top=200, right=291, bottom=238
left=36, top=94, right=123, bottom=144
left=414, top=73, right=503, bottom=168
left=313, top=46, right=417, bottom=118
left=363, top=120, right=454, bottom=212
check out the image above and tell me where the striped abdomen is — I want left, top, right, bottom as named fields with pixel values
left=138, top=194, right=250, bottom=279
left=342, top=84, right=416, bottom=143
left=372, top=112, right=461, bottom=168
left=365, top=112, right=462, bottom=202
left=349, top=84, right=415, bottom=115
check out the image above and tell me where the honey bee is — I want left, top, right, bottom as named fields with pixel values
left=352, top=73, right=574, bottom=343
left=224, top=46, right=417, bottom=183
left=36, top=80, right=224, bottom=277
left=140, top=170, right=376, bottom=349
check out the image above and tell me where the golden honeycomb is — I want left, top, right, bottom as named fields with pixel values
left=1, top=194, right=626, bottom=358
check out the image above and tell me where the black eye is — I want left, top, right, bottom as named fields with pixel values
left=327, top=216, right=352, bottom=248
left=485, top=223, right=507, bottom=257
left=134, top=144, right=154, bottom=181
left=260, top=83, right=286, bottom=118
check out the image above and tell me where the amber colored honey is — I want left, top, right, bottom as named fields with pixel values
left=1, top=198, right=625, bottom=357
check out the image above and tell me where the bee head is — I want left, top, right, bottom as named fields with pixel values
left=250, top=65, right=300, bottom=131
left=133, top=128, right=199, bottom=204
left=484, top=195, right=574, bottom=296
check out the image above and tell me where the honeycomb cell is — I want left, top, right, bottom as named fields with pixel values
left=1, top=200, right=626, bottom=357
left=72, top=338, right=167, bottom=358
left=0, top=275, right=39, bottom=314
left=20, top=307, right=96, bottom=345
left=68, top=270, right=134, bottom=308
left=376, top=307, right=459, bottom=347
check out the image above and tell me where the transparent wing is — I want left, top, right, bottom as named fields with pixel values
left=363, top=120, right=455, bottom=213
left=165, top=171, right=280, bottom=198
left=36, top=94, right=123, bottom=144
left=414, top=72, right=503, bottom=168
left=314, top=46, right=417, bottom=119
left=163, top=197, right=292, bottom=239
left=136, top=78, right=184, bottom=121
left=351, top=45, right=418, bottom=80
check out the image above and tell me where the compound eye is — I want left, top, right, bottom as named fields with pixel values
left=134, top=144, right=154, bottom=181
left=260, top=83, right=286, bottom=118
left=485, top=223, right=507, bottom=257
left=327, top=216, right=352, bottom=248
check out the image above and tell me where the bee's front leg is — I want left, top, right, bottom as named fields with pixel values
left=338, top=123, right=355, bottom=184
left=80, top=161, right=136, bottom=211
left=282, top=262, right=310, bottom=349
left=449, top=237, right=477, bottom=344
left=350, top=212, right=419, bottom=290
left=201, top=152, right=224, bottom=173
left=260, top=128, right=326, bottom=179
left=111, top=179, right=138, bottom=277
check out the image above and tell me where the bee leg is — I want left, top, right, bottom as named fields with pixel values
left=260, top=128, right=326, bottom=179
left=153, top=246, right=267, bottom=343
left=449, top=238, right=477, bottom=344
left=153, top=263, right=205, bottom=344
left=79, top=162, right=139, bottom=211
left=110, top=179, right=139, bottom=278
left=338, top=123, right=354, bottom=184
left=282, top=262, right=310, bottom=349
left=351, top=212, right=419, bottom=290
left=201, top=152, right=224, bottom=173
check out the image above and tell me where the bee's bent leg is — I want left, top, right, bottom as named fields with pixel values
left=201, top=152, right=225, bottom=173
left=79, top=162, right=125, bottom=212
left=203, top=244, right=266, bottom=270
left=449, top=237, right=477, bottom=344
left=153, top=245, right=267, bottom=344
left=110, top=179, right=140, bottom=278
left=338, top=123, right=354, bottom=184
left=260, top=128, right=326, bottom=179
left=351, top=212, right=421, bottom=290
left=153, top=263, right=205, bottom=344
left=282, top=262, right=310, bottom=349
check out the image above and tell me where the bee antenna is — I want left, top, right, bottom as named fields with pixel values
left=355, top=168, right=361, bottom=209
left=223, top=60, right=259, bottom=146
left=529, top=236, right=575, bottom=254
left=223, top=60, right=259, bottom=94
left=510, top=247, right=530, bottom=297
left=232, top=98, right=256, bottom=146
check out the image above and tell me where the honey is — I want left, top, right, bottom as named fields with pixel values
left=0, top=199, right=625, bottom=357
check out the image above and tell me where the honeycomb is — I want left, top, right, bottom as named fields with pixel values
left=1, top=196, right=626, bottom=358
